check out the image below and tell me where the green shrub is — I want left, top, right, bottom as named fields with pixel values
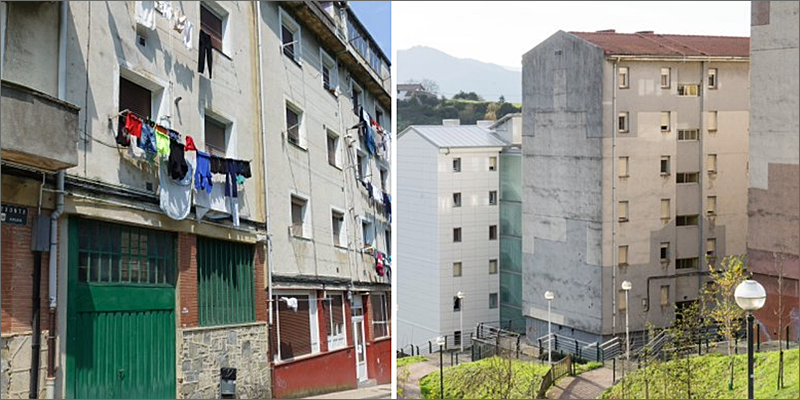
left=397, top=355, right=427, bottom=368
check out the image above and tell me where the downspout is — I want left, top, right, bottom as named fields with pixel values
left=611, top=57, right=619, bottom=337
left=255, top=2, right=274, bottom=327
left=698, top=61, right=706, bottom=293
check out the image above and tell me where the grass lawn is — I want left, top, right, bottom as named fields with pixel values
left=419, top=357, right=550, bottom=399
left=397, top=355, right=427, bottom=368
left=573, top=361, right=604, bottom=375
left=602, top=348, right=799, bottom=399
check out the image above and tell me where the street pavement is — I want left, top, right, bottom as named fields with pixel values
left=305, top=384, right=392, bottom=399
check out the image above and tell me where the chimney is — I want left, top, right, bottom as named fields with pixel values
left=597, top=29, right=616, bottom=33
left=636, top=30, right=655, bottom=34
left=477, top=120, right=494, bottom=129
left=442, top=119, right=460, bottom=126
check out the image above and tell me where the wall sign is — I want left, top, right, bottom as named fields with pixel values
left=1, top=204, right=28, bottom=225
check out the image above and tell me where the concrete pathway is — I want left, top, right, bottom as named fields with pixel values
left=548, top=366, right=614, bottom=399
left=398, top=359, right=440, bottom=399
left=305, top=383, right=392, bottom=399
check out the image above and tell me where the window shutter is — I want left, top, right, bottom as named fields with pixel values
left=119, top=77, right=152, bottom=118
left=275, top=294, right=312, bottom=360
left=201, top=6, right=223, bottom=51
left=204, top=117, right=227, bottom=157
left=661, top=199, right=670, bottom=220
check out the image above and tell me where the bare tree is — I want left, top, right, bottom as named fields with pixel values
left=772, top=252, right=787, bottom=389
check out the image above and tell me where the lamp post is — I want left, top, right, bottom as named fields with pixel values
left=621, top=280, right=632, bottom=362
left=735, top=279, right=767, bottom=400
left=544, top=291, right=555, bottom=365
left=436, top=336, right=446, bottom=399
left=457, top=291, right=465, bottom=353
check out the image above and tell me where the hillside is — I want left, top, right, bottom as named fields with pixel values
left=397, top=96, right=520, bottom=132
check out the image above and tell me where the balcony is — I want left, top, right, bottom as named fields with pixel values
left=1, top=80, right=80, bottom=171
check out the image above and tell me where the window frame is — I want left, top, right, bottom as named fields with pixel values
left=203, top=110, right=231, bottom=157
left=320, top=48, right=338, bottom=93
left=618, top=156, right=629, bottom=178
left=290, top=194, right=311, bottom=239
left=489, top=293, right=499, bottom=309
left=489, top=225, right=498, bottom=241
left=677, top=84, right=700, bottom=97
left=660, top=242, right=670, bottom=261
left=708, top=68, right=718, bottom=89
left=661, top=199, right=671, bottom=221
left=618, top=66, right=629, bottom=89
left=489, top=259, right=498, bottom=275
left=676, top=257, right=699, bottom=270
left=453, top=192, right=462, bottom=208
left=453, top=157, right=461, bottom=172
left=272, top=290, right=320, bottom=362
left=676, top=172, right=700, bottom=184
left=706, top=238, right=717, bottom=258
left=200, top=2, right=230, bottom=55
left=660, top=68, right=671, bottom=89
left=285, top=101, right=306, bottom=148
left=324, top=293, right=347, bottom=351
left=676, top=214, right=699, bottom=227
left=660, top=156, right=671, bottom=175
left=489, top=190, right=498, bottom=206
left=660, top=285, right=670, bottom=307
left=117, top=65, right=169, bottom=127
left=327, top=129, right=341, bottom=168
left=708, top=111, right=718, bottom=132
left=618, top=201, right=629, bottom=223
left=330, top=207, right=346, bottom=249
left=351, top=80, right=364, bottom=116
left=361, top=216, right=375, bottom=249
left=371, top=293, right=390, bottom=339
left=489, top=156, right=498, bottom=171
left=618, top=245, right=629, bottom=267
left=660, top=111, right=671, bottom=132
left=677, top=129, right=699, bottom=141
left=707, top=154, right=718, bottom=174
left=279, top=7, right=302, bottom=64
left=453, top=227, right=462, bottom=243
left=453, top=296, right=462, bottom=312
left=707, top=196, right=717, bottom=216
left=453, top=262, right=462, bottom=277
left=618, top=112, right=629, bottom=133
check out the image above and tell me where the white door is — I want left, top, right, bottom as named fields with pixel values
left=352, top=295, right=368, bottom=381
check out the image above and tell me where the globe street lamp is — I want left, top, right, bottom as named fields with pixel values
left=735, top=279, right=767, bottom=400
left=621, top=280, right=632, bottom=362
left=456, top=291, right=466, bottom=353
left=436, top=335, right=446, bottom=399
left=544, top=290, right=555, bottom=365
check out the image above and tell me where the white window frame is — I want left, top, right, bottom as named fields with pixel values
left=201, top=1, right=231, bottom=56
left=708, top=154, right=718, bottom=174
left=273, top=290, right=320, bottom=363
left=618, top=67, right=629, bottom=89
left=708, top=111, right=718, bottom=132
left=489, top=156, right=498, bottom=171
left=618, top=201, right=629, bottom=222
left=677, top=84, right=700, bottom=97
left=489, top=190, right=498, bottom=206
left=660, top=156, right=671, bottom=175
left=453, top=192, right=462, bottom=208
left=489, top=259, right=498, bottom=275
left=285, top=99, right=307, bottom=148
left=660, top=111, right=671, bottom=132
left=453, top=157, right=461, bottom=172
left=708, top=68, right=718, bottom=89
left=678, top=129, right=699, bottom=141
left=320, top=48, right=338, bottom=93
left=619, top=245, right=629, bottom=267
left=660, top=242, right=670, bottom=261
left=375, top=104, right=386, bottom=128
left=707, top=196, right=717, bottom=216
left=453, top=227, right=462, bottom=243
left=290, top=193, right=312, bottom=239
left=453, top=262, right=462, bottom=277
left=351, top=80, right=364, bottom=114
left=618, top=156, right=629, bottom=178
left=330, top=206, right=347, bottom=249
left=203, top=108, right=235, bottom=157
left=324, top=293, right=347, bottom=351
left=361, top=215, right=375, bottom=249
left=706, top=238, right=717, bottom=257
left=618, top=112, right=629, bottom=133
left=371, top=293, right=390, bottom=339
left=660, top=68, right=671, bottom=89
left=357, top=148, right=368, bottom=180
left=327, top=129, right=341, bottom=168
left=661, top=199, right=671, bottom=221
left=279, top=7, right=302, bottom=63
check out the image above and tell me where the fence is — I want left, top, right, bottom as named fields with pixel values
left=535, top=355, right=572, bottom=399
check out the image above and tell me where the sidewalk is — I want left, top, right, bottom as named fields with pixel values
left=398, top=358, right=439, bottom=399
left=547, top=366, right=614, bottom=399
left=305, top=384, right=392, bottom=399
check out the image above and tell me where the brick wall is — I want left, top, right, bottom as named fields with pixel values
left=1, top=206, right=53, bottom=333
left=177, top=233, right=198, bottom=328
left=254, top=244, right=267, bottom=323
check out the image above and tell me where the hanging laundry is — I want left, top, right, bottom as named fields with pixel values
left=185, top=135, right=197, bottom=151
left=138, top=123, right=158, bottom=154
left=210, top=155, right=227, bottom=174
left=280, top=297, right=299, bottom=312
left=361, top=109, right=377, bottom=155
left=365, top=182, right=373, bottom=200
left=371, top=185, right=381, bottom=202
left=198, top=30, right=213, bottom=78
left=383, top=130, right=392, bottom=162
left=124, top=113, right=143, bottom=139
left=375, top=252, right=385, bottom=276
left=169, top=138, right=189, bottom=180
left=383, top=192, right=391, bottom=215
left=155, top=126, right=171, bottom=158
left=154, top=1, right=173, bottom=20
left=235, top=160, right=252, bottom=178
left=182, top=19, right=194, bottom=51
left=135, top=1, right=155, bottom=30
left=115, top=124, right=131, bottom=147
left=173, top=12, right=186, bottom=33
left=194, top=151, right=213, bottom=193
left=159, top=158, right=193, bottom=220
left=224, top=159, right=238, bottom=199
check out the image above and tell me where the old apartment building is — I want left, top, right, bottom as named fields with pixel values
left=522, top=30, right=750, bottom=345
left=0, top=1, right=390, bottom=399
left=748, top=1, right=799, bottom=342
left=398, top=120, right=507, bottom=348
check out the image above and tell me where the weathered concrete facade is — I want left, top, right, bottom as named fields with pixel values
left=748, top=1, right=800, bottom=341
left=522, top=30, right=751, bottom=345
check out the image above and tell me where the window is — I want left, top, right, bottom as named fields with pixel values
left=618, top=201, right=629, bottom=222
left=706, top=239, right=717, bottom=258
left=204, top=114, right=227, bottom=157
left=619, top=245, right=628, bottom=266
left=385, top=229, right=391, bottom=255
left=453, top=296, right=462, bottom=312
left=707, top=154, right=717, bottom=174
left=351, top=81, right=363, bottom=115
left=371, top=293, right=390, bottom=338
left=489, top=156, right=498, bottom=171
left=375, top=107, right=384, bottom=128
left=660, top=242, right=670, bottom=261
left=323, top=294, right=346, bottom=350
left=272, top=292, right=318, bottom=361
left=327, top=131, right=340, bottom=167
left=676, top=172, right=699, bottom=184
left=676, top=257, right=699, bottom=270
left=708, top=111, right=718, bottom=132
left=280, top=8, right=301, bottom=62
left=678, top=129, right=699, bottom=141
left=489, top=225, right=498, bottom=240
left=676, top=215, right=699, bottom=226
left=454, top=331, right=462, bottom=347
left=453, top=262, right=462, bottom=277
left=661, top=199, right=670, bottom=220
left=331, top=209, right=345, bottom=247
left=660, top=286, right=670, bottom=307
left=661, top=111, right=671, bottom=132
left=357, top=151, right=368, bottom=180
left=618, top=290, right=628, bottom=311
left=660, top=156, right=671, bottom=175
left=489, top=191, right=498, bottom=205
left=380, top=168, right=388, bottom=190
left=708, top=68, right=717, bottom=89
left=707, top=196, right=717, bottom=215
left=489, top=293, right=498, bottom=309
left=200, top=4, right=225, bottom=52
left=618, top=67, right=629, bottom=89
left=119, top=77, right=152, bottom=119
left=286, top=103, right=302, bottom=146
left=619, top=157, right=629, bottom=177
left=453, top=192, right=462, bottom=207
left=361, top=217, right=375, bottom=248
left=661, top=68, right=671, bottom=89
left=291, top=195, right=309, bottom=238
left=489, top=259, right=498, bottom=275
left=678, top=84, right=699, bottom=96
left=320, top=49, right=337, bottom=93
left=453, top=158, right=461, bottom=172
left=453, top=228, right=462, bottom=243
left=618, top=112, right=629, bottom=133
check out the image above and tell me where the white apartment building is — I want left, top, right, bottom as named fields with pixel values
left=398, top=121, right=508, bottom=349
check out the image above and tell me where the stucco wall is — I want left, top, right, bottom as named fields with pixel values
left=2, top=2, right=60, bottom=97
left=1, top=332, right=48, bottom=399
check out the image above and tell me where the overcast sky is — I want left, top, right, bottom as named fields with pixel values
left=394, top=1, right=751, bottom=68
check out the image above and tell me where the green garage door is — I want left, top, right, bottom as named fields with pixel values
left=66, top=218, right=176, bottom=399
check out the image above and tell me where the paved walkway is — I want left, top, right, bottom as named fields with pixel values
left=548, top=367, right=614, bottom=399
left=398, top=359, right=440, bottom=399
left=305, top=384, right=392, bottom=399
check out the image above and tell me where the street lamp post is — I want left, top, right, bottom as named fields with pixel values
left=545, top=291, right=555, bottom=365
left=436, top=336, right=446, bottom=399
left=457, top=291, right=465, bottom=353
left=621, top=280, right=632, bottom=362
left=735, top=280, right=767, bottom=400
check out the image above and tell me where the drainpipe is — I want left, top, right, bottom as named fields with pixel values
left=611, top=57, right=619, bottom=337
left=255, top=2, right=274, bottom=326
left=698, top=61, right=706, bottom=294
left=45, top=171, right=64, bottom=400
